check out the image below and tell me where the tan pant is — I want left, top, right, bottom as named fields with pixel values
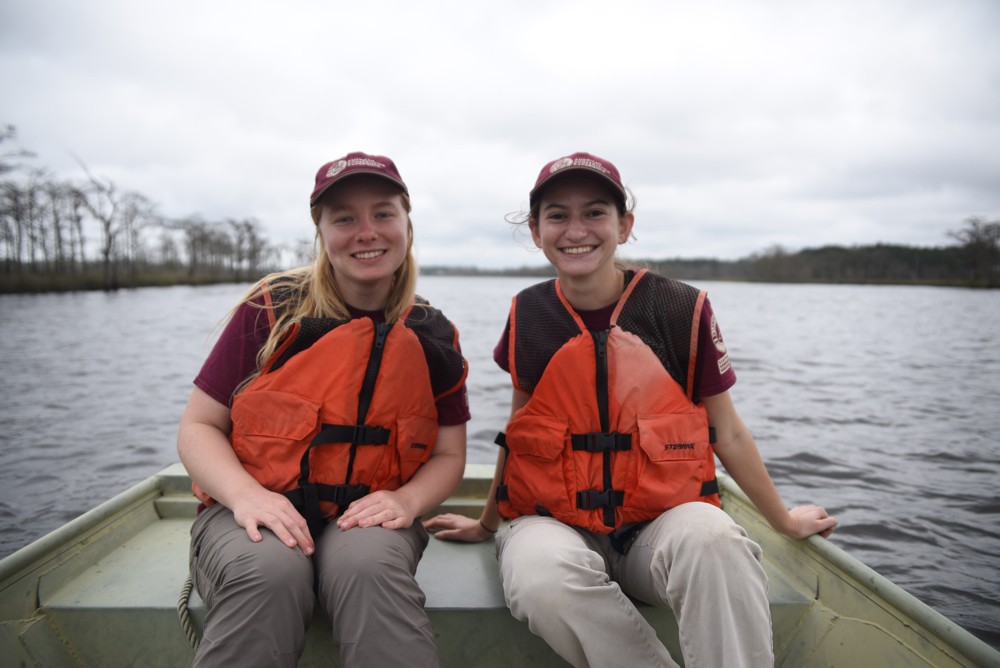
left=189, top=503, right=439, bottom=668
left=496, top=503, right=773, bottom=668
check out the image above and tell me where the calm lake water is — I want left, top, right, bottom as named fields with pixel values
left=1, top=276, right=998, bottom=648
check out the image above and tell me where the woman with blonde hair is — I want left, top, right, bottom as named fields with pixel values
left=179, top=152, right=469, bottom=667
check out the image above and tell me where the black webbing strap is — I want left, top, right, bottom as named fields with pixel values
left=701, top=478, right=719, bottom=497
left=344, top=321, right=391, bottom=486
left=494, top=431, right=510, bottom=502
left=356, top=321, right=389, bottom=422
left=609, top=522, right=647, bottom=555
left=284, top=483, right=370, bottom=537
left=284, top=483, right=370, bottom=508
left=571, top=432, right=632, bottom=452
left=310, top=424, right=390, bottom=447
left=293, top=320, right=392, bottom=537
left=592, top=330, right=619, bottom=528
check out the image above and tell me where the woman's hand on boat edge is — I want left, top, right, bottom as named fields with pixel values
left=787, top=505, right=838, bottom=539
left=423, top=513, right=495, bottom=542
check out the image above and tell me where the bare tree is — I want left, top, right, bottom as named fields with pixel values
left=949, top=216, right=1000, bottom=287
left=227, top=217, right=248, bottom=279
left=119, top=192, right=158, bottom=284
left=0, top=124, right=36, bottom=176
left=154, top=229, right=181, bottom=268
left=226, top=217, right=270, bottom=280
left=1, top=181, right=26, bottom=272
left=73, top=155, right=122, bottom=290
left=67, top=186, right=88, bottom=272
left=43, top=178, right=80, bottom=273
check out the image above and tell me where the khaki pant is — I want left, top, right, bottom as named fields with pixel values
left=496, top=503, right=773, bottom=668
left=189, top=503, right=439, bottom=667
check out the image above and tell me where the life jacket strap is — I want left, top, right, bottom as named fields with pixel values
left=609, top=522, right=647, bottom=555
left=571, top=432, right=632, bottom=452
left=495, top=431, right=510, bottom=503
left=310, top=423, right=391, bottom=447
left=285, top=483, right=371, bottom=536
left=700, top=478, right=719, bottom=497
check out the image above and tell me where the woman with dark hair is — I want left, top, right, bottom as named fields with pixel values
left=426, top=152, right=835, bottom=668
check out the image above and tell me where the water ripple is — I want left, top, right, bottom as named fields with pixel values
left=2, top=278, right=998, bottom=650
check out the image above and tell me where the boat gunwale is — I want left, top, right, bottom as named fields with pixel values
left=0, top=475, right=162, bottom=586
left=719, top=474, right=999, bottom=667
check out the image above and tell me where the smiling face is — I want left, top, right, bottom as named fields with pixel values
left=530, top=173, right=634, bottom=287
left=315, top=175, right=411, bottom=310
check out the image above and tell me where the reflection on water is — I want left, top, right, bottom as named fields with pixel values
left=1, top=278, right=998, bottom=648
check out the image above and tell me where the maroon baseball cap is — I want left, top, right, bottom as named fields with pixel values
left=529, top=152, right=626, bottom=207
left=309, top=152, right=408, bottom=207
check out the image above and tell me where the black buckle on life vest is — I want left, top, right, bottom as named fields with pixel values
left=700, top=478, right=719, bottom=497
left=576, top=489, right=625, bottom=510
left=571, top=432, right=632, bottom=452
left=495, top=485, right=509, bottom=501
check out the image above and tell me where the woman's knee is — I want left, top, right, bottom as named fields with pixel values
left=500, top=533, right=608, bottom=618
left=225, top=539, right=314, bottom=602
left=317, top=526, right=423, bottom=599
left=655, top=503, right=757, bottom=554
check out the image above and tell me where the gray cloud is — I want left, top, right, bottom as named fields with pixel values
left=3, top=0, right=998, bottom=267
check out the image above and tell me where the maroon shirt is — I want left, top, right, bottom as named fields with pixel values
left=493, top=293, right=736, bottom=402
left=194, top=301, right=471, bottom=426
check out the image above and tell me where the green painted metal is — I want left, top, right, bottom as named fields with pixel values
left=1, top=463, right=997, bottom=667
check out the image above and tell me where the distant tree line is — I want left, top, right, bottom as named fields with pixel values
left=424, top=217, right=998, bottom=288
left=636, top=217, right=999, bottom=288
left=1, top=125, right=292, bottom=293
left=3, top=124, right=998, bottom=293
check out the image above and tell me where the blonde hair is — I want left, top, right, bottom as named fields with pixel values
left=240, top=190, right=417, bottom=380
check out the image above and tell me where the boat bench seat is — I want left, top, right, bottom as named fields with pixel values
left=19, top=469, right=813, bottom=668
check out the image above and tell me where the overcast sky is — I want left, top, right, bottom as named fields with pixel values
left=3, top=0, right=998, bottom=269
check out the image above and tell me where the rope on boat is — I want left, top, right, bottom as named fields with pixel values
left=177, top=573, right=201, bottom=648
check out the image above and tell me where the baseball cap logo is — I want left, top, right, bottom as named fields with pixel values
left=325, top=160, right=348, bottom=178
left=549, top=158, right=575, bottom=174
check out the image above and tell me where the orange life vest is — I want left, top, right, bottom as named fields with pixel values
left=496, top=269, right=720, bottom=534
left=194, top=298, right=467, bottom=535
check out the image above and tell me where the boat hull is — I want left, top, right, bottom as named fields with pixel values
left=1, top=463, right=997, bottom=667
